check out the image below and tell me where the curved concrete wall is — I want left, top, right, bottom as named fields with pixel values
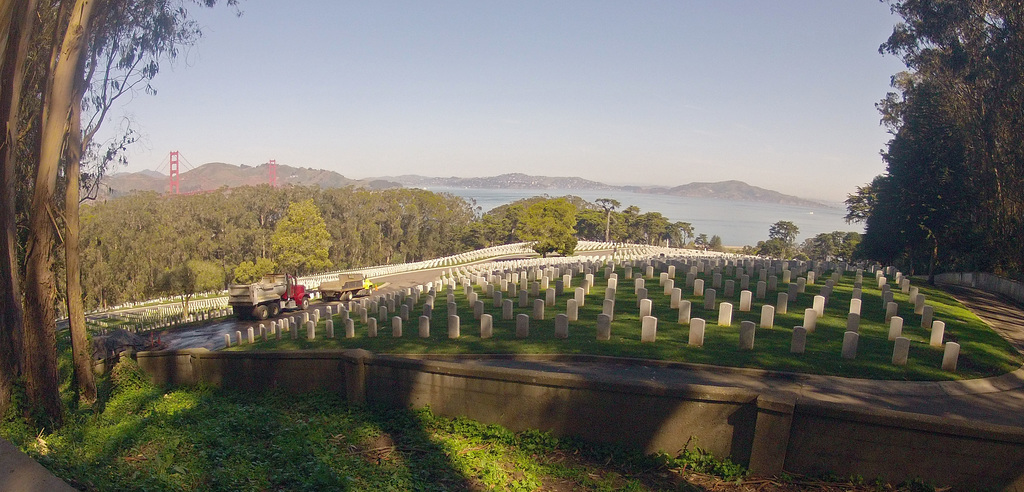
left=935, top=272, right=1024, bottom=306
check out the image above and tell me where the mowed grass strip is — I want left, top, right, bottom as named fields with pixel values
left=235, top=267, right=1022, bottom=381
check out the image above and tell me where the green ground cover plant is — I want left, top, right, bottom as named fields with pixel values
left=235, top=264, right=1021, bottom=381
left=2, top=357, right=756, bottom=491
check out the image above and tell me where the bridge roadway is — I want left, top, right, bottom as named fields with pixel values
left=152, top=261, right=1024, bottom=429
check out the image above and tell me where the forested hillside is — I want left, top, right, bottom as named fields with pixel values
left=80, top=186, right=475, bottom=310
left=79, top=187, right=713, bottom=310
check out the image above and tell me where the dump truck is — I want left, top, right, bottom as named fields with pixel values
left=228, top=273, right=309, bottom=320
left=318, top=273, right=376, bottom=302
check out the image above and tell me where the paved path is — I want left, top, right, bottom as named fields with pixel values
left=436, top=285, right=1024, bottom=428
left=0, top=438, right=76, bottom=492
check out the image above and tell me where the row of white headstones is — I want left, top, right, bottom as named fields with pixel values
left=234, top=256, right=960, bottom=372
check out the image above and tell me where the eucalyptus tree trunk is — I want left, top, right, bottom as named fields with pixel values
left=23, top=0, right=97, bottom=426
left=65, top=84, right=96, bottom=405
left=0, top=0, right=38, bottom=420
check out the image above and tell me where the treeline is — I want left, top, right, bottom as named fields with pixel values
left=80, top=186, right=475, bottom=310
left=470, top=196, right=698, bottom=250
left=848, top=1, right=1024, bottom=280
left=742, top=220, right=860, bottom=263
left=80, top=190, right=717, bottom=309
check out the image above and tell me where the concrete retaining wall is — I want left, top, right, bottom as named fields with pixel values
left=786, top=401, right=1024, bottom=490
left=136, top=350, right=1024, bottom=490
left=935, top=272, right=1024, bottom=306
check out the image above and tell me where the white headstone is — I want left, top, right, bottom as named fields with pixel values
left=760, top=305, right=775, bottom=329
left=688, top=318, right=706, bottom=347
left=480, top=313, right=493, bottom=338
left=641, top=315, right=657, bottom=342
left=777, top=292, right=789, bottom=315
left=942, top=342, right=960, bottom=372
left=596, top=313, right=612, bottom=340
left=892, top=337, right=910, bottom=366
left=718, top=302, right=733, bottom=327
left=419, top=315, right=430, bottom=338
left=447, top=314, right=460, bottom=339
left=602, top=299, right=615, bottom=321
left=791, top=327, right=807, bottom=354
left=516, top=313, right=530, bottom=338
left=555, top=314, right=569, bottom=339
left=930, top=320, right=945, bottom=347
left=678, top=300, right=691, bottom=324
left=803, top=308, right=817, bottom=332
left=639, top=298, right=653, bottom=318
left=739, top=321, right=756, bottom=350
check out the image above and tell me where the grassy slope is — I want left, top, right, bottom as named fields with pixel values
left=3, top=358, right=748, bottom=491
left=236, top=267, right=1022, bottom=381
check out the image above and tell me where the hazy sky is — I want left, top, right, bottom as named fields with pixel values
left=98, top=1, right=907, bottom=202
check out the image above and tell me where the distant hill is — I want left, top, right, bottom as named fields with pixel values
left=99, top=162, right=399, bottom=198
left=387, top=173, right=827, bottom=208
left=623, top=180, right=826, bottom=208
left=100, top=164, right=826, bottom=208
left=385, top=173, right=615, bottom=190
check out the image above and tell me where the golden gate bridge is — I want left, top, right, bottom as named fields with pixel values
left=150, top=151, right=278, bottom=195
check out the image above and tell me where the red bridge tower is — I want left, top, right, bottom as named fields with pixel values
left=169, top=151, right=180, bottom=194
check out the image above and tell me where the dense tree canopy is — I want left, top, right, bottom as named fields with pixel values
left=519, top=198, right=578, bottom=257
left=852, top=0, right=1024, bottom=279
left=272, top=199, right=332, bottom=276
left=78, top=186, right=476, bottom=310
left=156, top=259, right=223, bottom=318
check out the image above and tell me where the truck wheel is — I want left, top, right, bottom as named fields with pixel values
left=268, top=303, right=281, bottom=317
left=253, top=305, right=269, bottom=320
left=233, top=306, right=249, bottom=320
left=300, top=297, right=310, bottom=310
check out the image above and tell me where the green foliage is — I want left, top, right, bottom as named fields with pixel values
left=155, top=259, right=223, bottom=317
left=2, top=366, right=760, bottom=491
left=271, top=199, right=332, bottom=276
left=801, top=231, right=861, bottom=263
left=78, top=186, right=476, bottom=310
left=708, top=235, right=724, bottom=252
left=854, top=0, right=1024, bottom=277
left=755, top=238, right=787, bottom=258
left=519, top=198, right=578, bottom=256
left=233, top=257, right=277, bottom=284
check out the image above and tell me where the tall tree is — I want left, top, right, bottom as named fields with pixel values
left=0, top=0, right=39, bottom=421
left=519, top=198, right=578, bottom=257
left=768, top=220, right=799, bottom=259
left=866, top=0, right=1024, bottom=276
left=22, top=0, right=100, bottom=427
left=595, top=198, right=620, bottom=243
left=156, top=259, right=222, bottom=319
left=272, top=199, right=332, bottom=276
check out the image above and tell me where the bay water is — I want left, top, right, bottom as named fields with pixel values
left=425, top=187, right=858, bottom=247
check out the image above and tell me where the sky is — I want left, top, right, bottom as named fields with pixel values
left=97, top=1, right=908, bottom=202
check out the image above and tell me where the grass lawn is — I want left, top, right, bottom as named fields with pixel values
left=2, top=356, right=944, bottom=491
left=233, top=265, right=1022, bottom=381
left=2, top=357, right=753, bottom=491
